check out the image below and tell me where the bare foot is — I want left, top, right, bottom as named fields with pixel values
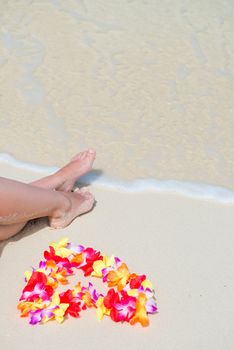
left=29, top=149, right=96, bottom=193
left=56, top=149, right=96, bottom=192
left=49, top=189, right=95, bottom=229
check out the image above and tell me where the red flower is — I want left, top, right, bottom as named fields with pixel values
left=59, top=290, right=81, bottom=318
left=20, top=271, right=53, bottom=302
left=67, top=302, right=81, bottom=318
left=27, top=271, right=47, bottom=287
left=110, top=293, right=136, bottom=323
left=79, top=248, right=102, bottom=276
left=103, top=288, right=120, bottom=309
left=129, top=274, right=146, bottom=289
left=59, top=289, right=73, bottom=303
left=103, top=288, right=137, bottom=323
left=44, top=246, right=73, bottom=272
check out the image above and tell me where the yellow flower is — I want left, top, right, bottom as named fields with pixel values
left=96, top=296, right=110, bottom=320
left=48, top=292, right=69, bottom=324
left=50, top=237, right=72, bottom=258
left=24, top=271, right=32, bottom=282
left=141, top=279, right=153, bottom=290
left=53, top=304, right=69, bottom=323
left=126, top=288, right=138, bottom=297
left=91, top=255, right=115, bottom=277
left=50, top=267, right=68, bottom=285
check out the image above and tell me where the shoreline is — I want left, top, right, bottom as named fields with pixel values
left=1, top=152, right=234, bottom=204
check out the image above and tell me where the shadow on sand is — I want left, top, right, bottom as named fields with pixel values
left=0, top=218, right=48, bottom=258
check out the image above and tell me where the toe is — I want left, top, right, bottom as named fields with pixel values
left=76, top=150, right=87, bottom=161
left=77, top=189, right=92, bottom=200
left=71, top=149, right=96, bottom=162
left=80, top=150, right=88, bottom=160
left=74, top=188, right=93, bottom=202
left=71, top=150, right=86, bottom=162
left=88, top=149, right=96, bottom=155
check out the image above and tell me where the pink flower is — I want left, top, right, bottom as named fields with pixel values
left=78, top=248, right=102, bottom=276
left=20, top=271, right=53, bottom=302
left=103, top=289, right=136, bottom=323
left=111, top=293, right=136, bottom=323
left=20, top=282, right=53, bottom=302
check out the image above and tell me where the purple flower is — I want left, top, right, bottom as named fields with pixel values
left=67, top=243, right=85, bottom=254
left=146, top=298, right=157, bottom=314
left=29, top=307, right=56, bottom=325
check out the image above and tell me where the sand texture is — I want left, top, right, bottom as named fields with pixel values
left=0, top=1, right=234, bottom=349
left=0, top=163, right=234, bottom=350
left=0, top=0, right=234, bottom=188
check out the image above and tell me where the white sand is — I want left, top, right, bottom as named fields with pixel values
left=0, top=164, right=233, bottom=350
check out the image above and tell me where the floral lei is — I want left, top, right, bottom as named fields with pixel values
left=18, top=238, right=157, bottom=326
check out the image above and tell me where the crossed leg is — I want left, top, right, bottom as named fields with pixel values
left=0, top=150, right=96, bottom=241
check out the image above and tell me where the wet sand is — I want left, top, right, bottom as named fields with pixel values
left=0, top=0, right=234, bottom=188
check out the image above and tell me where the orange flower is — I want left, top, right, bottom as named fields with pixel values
left=18, top=301, right=33, bottom=317
left=107, top=263, right=130, bottom=291
left=71, top=253, right=83, bottom=266
left=82, top=290, right=94, bottom=308
left=72, top=282, right=82, bottom=296
left=129, top=293, right=149, bottom=327
left=44, top=260, right=68, bottom=285
left=17, top=299, right=45, bottom=317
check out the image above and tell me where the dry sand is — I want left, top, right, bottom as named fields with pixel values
left=0, top=163, right=233, bottom=350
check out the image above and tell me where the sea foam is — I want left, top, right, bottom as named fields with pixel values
left=1, top=153, right=234, bottom=204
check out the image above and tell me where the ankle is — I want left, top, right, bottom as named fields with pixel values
left=52, top=192, right=72, bottom=220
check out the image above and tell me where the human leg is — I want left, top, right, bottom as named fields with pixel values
left=0, top=177, right=94, bottom=240
left=0, top=149, right=96, bottom=240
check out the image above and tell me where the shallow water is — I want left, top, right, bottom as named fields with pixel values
left=0, top=1, right=233, bottom=190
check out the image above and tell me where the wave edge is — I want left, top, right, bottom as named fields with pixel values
left=1, top=152, right=234, bottom=204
